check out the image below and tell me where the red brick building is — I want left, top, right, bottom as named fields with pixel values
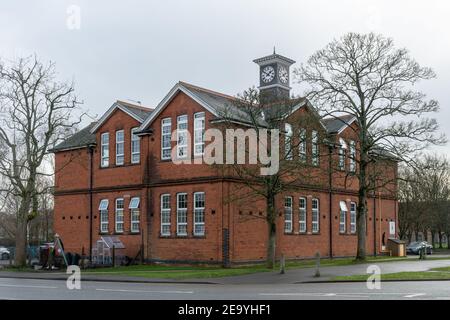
left=52, top=53, right=399, bottom=265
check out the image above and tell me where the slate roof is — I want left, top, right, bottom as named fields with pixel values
left=321, top=115, right=356, bottom=134
left=51, top=101, right=154, bottom=153
left=51, top=84, right=372, bottom=153
left=50, top=122, right=97, bottom=152
left=115, top=100, right=153, bottom=122
left=179, top=82, right=268, bottom=126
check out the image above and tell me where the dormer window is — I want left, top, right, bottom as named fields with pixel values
left=101, top=133, right=109, bottom=167
left=161, top=118, right=172, bottom=160
left=311, top=130, right=319, bottom=166
left=284, top=123, right=293, bottom=160
left=177, top=115, right=188, bottom=159
left=194, top=112, right=205, bottom=156
left=131, top=127, right=140, bottom=164
left=338, top=138, right=347, bottom=171
left=116, top=130, right=124, bottom=166
left=299, top=128, right=307, bottom=162
left=349, top=140, right=356, bottom=172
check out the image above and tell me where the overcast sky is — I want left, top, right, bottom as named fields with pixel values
left=1, top=0, right=449, bottom=154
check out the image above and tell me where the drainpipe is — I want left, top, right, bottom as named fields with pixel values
left=327, top=143, right=334, bottom=259
left=88, top=145, right=95, bottom=263
left=373, top=194, right=377, bottom=256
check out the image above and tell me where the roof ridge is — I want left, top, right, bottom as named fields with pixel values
left=179, top=81, right=237, bottom=101
left=322, top=114, right=355, bottom=122
left=116, top=100, right=154, bottom=111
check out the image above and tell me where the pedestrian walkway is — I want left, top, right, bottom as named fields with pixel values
left=199, top=258, right=450, bottom=284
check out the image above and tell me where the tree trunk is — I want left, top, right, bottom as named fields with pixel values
left=356, top=155, right=368, bottom=261
left=266, top=195, right=276, bottom=269
left=438, top=231, right=443, bottom=249
left=447, top=233, right=450, bottom=250
left=431, top=230, right=436, bottom=248
left=14, top=197, right=31, bottom=267
left=15, top=219, right=28, bottom=267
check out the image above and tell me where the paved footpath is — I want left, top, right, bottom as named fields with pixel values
left=202, top=258, right=450, bottom=284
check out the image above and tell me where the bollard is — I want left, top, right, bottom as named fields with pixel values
left=112, top=245, right=116, bottom=267
left=280, top=254, right=286, bottom=274
left=314, top=251, right=321, bottom=277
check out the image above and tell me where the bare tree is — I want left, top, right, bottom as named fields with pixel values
left=217, top=88, right=326, bottom=268
left=399, top=154, right=450, bottom=246
left=0, top=56, right=83, bottom=266
left=296, top=33, right=446, bottom=260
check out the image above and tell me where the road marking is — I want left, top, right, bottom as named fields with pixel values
left=0, top=284, right=58, bottom=289
left=95, top=288, right=193, bottom=294
left=404, top=293, right=426, bottom=298
left=259, top=293, right=368, bottom=298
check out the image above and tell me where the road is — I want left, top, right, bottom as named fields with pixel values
left=1, top=277, right=450, bottom=300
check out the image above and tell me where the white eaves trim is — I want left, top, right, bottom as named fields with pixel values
left=336, top=116, right=357, bottom=135
left=90, top=102, right=146, bottom=134
left=138, top=83, right=219, bottom=131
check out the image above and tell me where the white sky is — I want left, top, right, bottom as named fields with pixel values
left=0, top=0, right=449, bottom=154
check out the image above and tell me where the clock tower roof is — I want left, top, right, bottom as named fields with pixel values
left=253, top=53, right=295, bottom=66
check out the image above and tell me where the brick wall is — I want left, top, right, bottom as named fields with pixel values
left=53, top=91, right=399, bottom=264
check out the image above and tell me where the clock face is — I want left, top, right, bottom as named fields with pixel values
left=261, top=66, right=275, bottom=83
left=278, top=66, right=288, bottom=84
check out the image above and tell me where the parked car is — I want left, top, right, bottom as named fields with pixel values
left=0, top=246, right=10, bottom=260
left=406, top=241, right=433, bottom=255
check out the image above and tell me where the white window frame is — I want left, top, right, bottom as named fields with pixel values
left=349, top=140, right=356, bottom=172
left=129, top=197, right=140, bottom=233
left=284, top=196, right=293, bottom=233
left=115, top=198, right=124, bottom=233
left=161, top=118, right=172, bottom=160
left=99, top=199, right=109, bottom=233
left=101, top=132, right=109, bottom=167
left=299, top=197, right=307, bottom=233
left=177, top=115, right=188, bottom=159
left=312, top=130, right=319, bottom=166
left=176, top=193, right=188, bottom=236
left=115, top=130, right=125, bottom=166
left=160, top=194, right=171, bottom=236
left=194, top=112, right=205, bottom=157
left=350, top=202, right=357, bottom=234
left=312, top=198, right=320, bottom=233
left=339, top=201, right=348, bottom=233
left=131, top=127, right=140, bottom=164
left=284, top=123, right=293, bottom=160
left=299, top=128, right=307, bottom=162
left=338, top=138, right=347, bottom=171
left=193, top=192, right=205, bottom=236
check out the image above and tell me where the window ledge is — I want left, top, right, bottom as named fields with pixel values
left=159, top=235, right=207, bottom=239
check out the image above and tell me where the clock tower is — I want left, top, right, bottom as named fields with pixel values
left=253, top=50, right=295, bottom=104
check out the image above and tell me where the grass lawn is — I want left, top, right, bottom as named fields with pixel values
left=79, top=256, right=408, bottom=280
left=332, top=265, right=450, bottom=282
